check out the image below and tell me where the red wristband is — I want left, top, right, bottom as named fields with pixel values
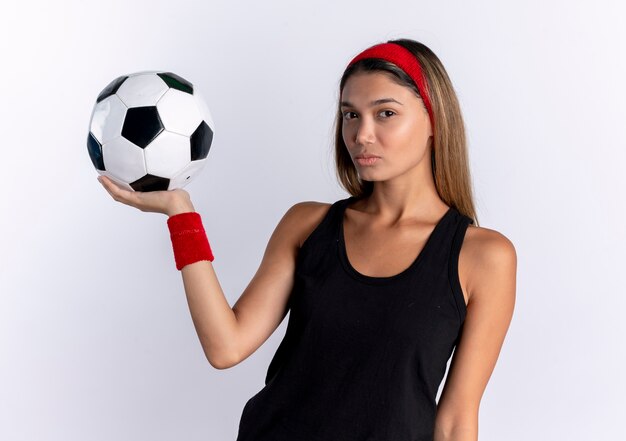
left=167, top=212, right=214, bottom=270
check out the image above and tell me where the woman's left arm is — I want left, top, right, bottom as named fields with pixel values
left=433, top=229, right=517, bottom=441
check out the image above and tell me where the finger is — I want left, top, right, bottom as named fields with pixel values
left=98, top=176, right=120, bottom=198
left=98, top=176, right=141, bottom=207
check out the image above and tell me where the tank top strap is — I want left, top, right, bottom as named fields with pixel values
left=447, top=211, right=474, bottom=323
left=298, top=196, right=354, bottom=257
left=420, top=206, right=470, bottom=264
left=321, top=196, right=357, bottom=237
left=331, top=196, right=357, bottom=223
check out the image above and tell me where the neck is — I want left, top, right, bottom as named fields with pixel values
left=357, top=162, right=447, bottom=226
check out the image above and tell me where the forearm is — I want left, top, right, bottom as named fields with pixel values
left=98, top=176, right=240, bottom=368
left=167, top=201, right=239, bottom=370
left=180, top=260, right=239, bottom=369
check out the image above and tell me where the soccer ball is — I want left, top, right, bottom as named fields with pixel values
left=87, top=71, right=215, bottom=192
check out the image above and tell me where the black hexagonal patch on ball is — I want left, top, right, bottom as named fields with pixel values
left=122, top=106, right=164, bottom=148
left=96, top=75, right=128, bottom=103
left=158, top=72, right=193, bottom=94
left=130, top=174, right=170, bottom=192
left=190, top=121, right=214, bottom=161
left=87, top=132, right=105, bottom=170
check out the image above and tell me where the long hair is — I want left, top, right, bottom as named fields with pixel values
left=333, top=38, right=479, bottom=225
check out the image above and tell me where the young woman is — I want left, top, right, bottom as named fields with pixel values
left=98, top=38, right=516, bottom=441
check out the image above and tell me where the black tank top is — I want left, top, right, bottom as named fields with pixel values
left=236, top=196, right=474, bottom=441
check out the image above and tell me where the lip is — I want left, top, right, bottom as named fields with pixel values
left=354, top=154, right=380, bottom=159
left=355, top=156, right=380, bottom=166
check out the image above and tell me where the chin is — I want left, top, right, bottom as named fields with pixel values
left=357, top=170, right=382, bottom=181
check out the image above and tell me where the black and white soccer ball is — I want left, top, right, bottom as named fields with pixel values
left=87, top=71, right=214, bottom=192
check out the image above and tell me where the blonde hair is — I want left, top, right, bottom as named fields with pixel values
left=333, top=38, right=479, bottom=226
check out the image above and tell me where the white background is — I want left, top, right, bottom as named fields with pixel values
left=1, top=0, right=624, bottom=440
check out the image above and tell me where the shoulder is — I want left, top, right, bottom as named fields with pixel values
left=462, top=224, right=517, bottom=264
left=459, top=223, right=517, bottom=303
left=287, top=200, right=332, bottom=213
left=282, top=200, right=333, bottom=249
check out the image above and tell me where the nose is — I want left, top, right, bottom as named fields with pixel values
left=354, top=117, right=375, bottom=146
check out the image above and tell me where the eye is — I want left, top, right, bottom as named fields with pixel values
left=342, top=111, right=358, bottom=120
left=378, top=110, right=396, bottom=118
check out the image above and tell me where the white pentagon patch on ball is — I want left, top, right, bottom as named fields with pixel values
left=87, top=71, right=214, bottom=192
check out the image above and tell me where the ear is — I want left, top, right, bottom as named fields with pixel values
left=425, top=133, right=436, bottom=153
left=424, top=111, right=433, bottom=137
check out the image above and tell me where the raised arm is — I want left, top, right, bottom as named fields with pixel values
left=97, top=175, right=328, bottom=370
left=180, top=201, right=327, bottom=369
left=434, top=227, right=517, bottom=441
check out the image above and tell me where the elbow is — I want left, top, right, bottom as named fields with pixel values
left=209, top=359, right=232, bottom=370
left=434, top=410, right=478, bottom=441
left=200, top=327, right=242, bottom=370
left=198, top=333, right=241, bottom=370
left=208, top=355, right=233, bottom=370
left=207, top=350, right=240, bottom=370
left=433, top=424, right=477, bottom=441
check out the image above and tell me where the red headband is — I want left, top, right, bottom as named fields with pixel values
left=347, top=42, right=434, bottom=128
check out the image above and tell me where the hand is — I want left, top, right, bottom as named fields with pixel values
left=97, top=175, right=196, bottom=216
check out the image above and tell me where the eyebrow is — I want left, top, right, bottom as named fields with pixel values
left=340, top=98, right=404, bottom=108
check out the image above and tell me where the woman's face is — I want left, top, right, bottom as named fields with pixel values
left=340, top=71, right=432, bottom=183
